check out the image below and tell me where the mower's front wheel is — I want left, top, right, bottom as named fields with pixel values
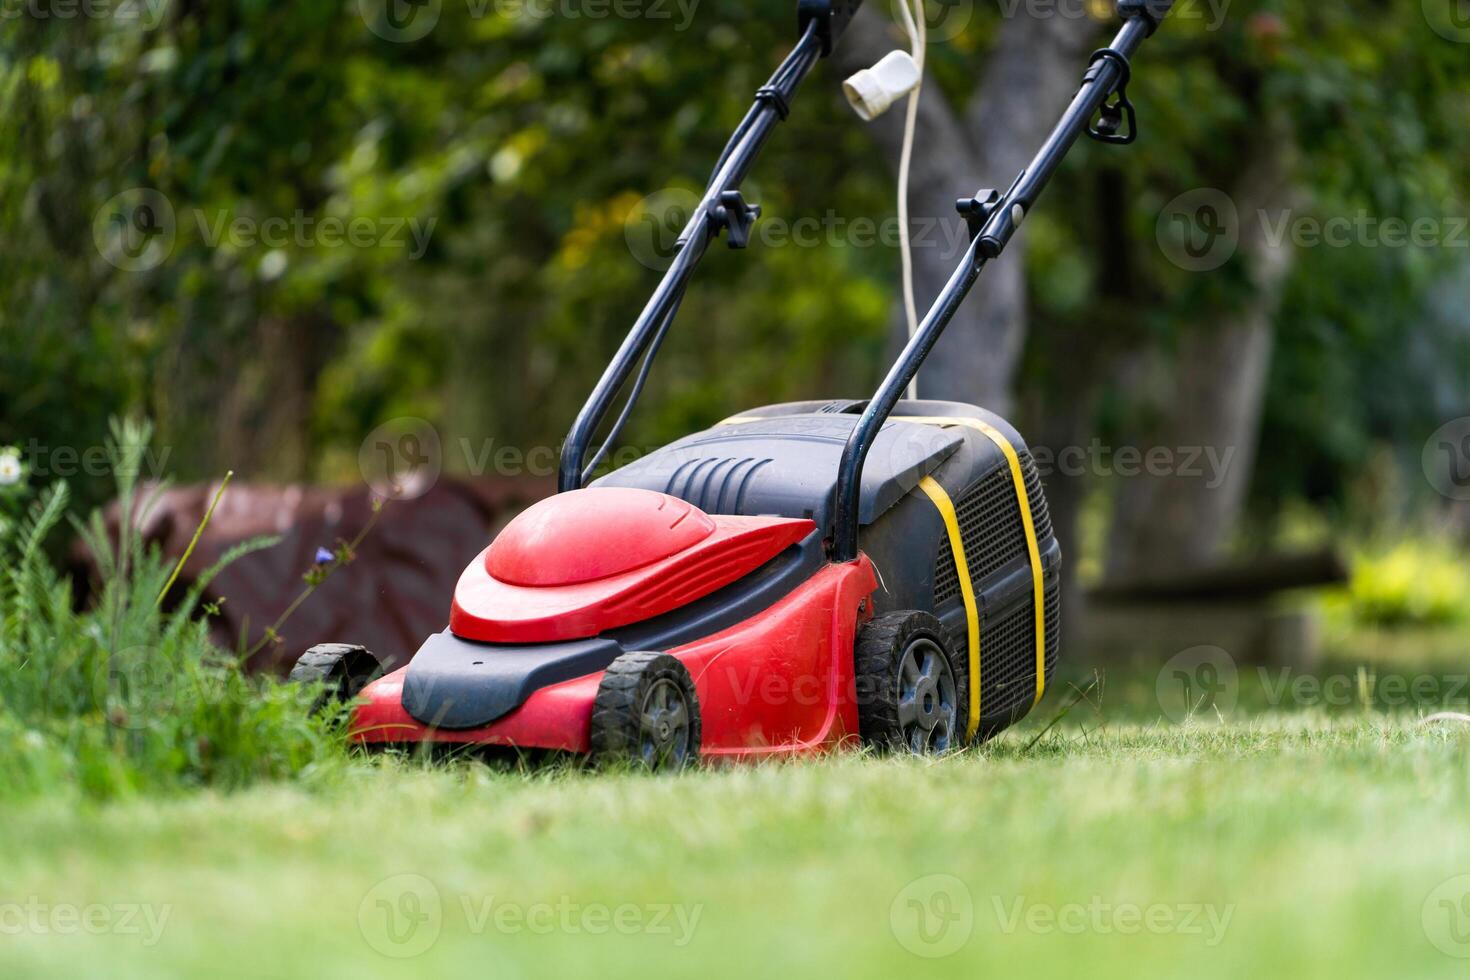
left=856, top=611, right=968, bottom=755
left=288, top=644, right=385, bottom=713
left=590, top=652, right=701, bottom=771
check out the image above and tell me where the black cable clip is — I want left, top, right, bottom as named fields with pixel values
left=755, top=85, right=791, bottom=121
left=712, top=190, right=761, bottom=249
left=1084, top=48, right=1137, bottom=145
left=956, top=189, right=1001, bottom=241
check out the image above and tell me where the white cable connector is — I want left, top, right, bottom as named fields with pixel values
left=842, top=50, right=921, bottom=122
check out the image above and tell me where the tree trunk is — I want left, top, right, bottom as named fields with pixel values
left=1106, top=129, right=1299, bottom=578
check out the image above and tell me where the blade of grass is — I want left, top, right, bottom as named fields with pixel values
left=1021, top=673, right=1104, bottom=752
left=155, top=471, right=234, bottom=608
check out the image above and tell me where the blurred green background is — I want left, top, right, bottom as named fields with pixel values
left=3, top=0, right=1470, bottom=641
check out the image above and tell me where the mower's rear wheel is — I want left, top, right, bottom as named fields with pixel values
left=856, top=611, right=968, bottom=755
left=289, top=644, right=385, bottom=713
left=590, top=652, right=701, bottom=771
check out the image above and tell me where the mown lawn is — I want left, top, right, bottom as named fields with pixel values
left=3, top=687, right=1470, bottom=979
left=9, top=433, right=1470, bottom=976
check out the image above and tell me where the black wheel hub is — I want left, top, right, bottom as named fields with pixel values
left=638, top=678, right=693, bottom=767
left=897, top=637, right=959, bottom=754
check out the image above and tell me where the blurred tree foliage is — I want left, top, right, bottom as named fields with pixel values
left=2, top=0, right=1468, bottom=537
left=1021, top=1, right=1470, bottom=539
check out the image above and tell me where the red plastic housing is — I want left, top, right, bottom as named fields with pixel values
left=450, top=488, right=815, bottom=644
left=353, top=557, right=878, bottom=759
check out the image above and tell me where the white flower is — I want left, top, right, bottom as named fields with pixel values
left=0, top=452, right=21, bottom=487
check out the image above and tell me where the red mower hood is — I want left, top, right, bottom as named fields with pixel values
left=450, top=488, right=816, bottom=644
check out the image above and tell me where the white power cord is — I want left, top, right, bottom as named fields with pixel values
left=895, top=0, right=925, bottom=400
left=843, top=1, right=927, bottom=400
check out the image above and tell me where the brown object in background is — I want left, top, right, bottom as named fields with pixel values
left=73, top=477, right=552, bottom=675
left=1081, top=548, right=1349, bottom=669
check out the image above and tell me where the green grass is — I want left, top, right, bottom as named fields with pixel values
left=6, top=430, right=1470, bottom=977
left=0, top=422, right=341, bottom=802
left=2, top=711, right=1470, bottom=979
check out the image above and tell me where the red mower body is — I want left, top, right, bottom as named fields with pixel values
left=352, top=485, right=877, bottom=758
left=353, top=555, right=877, bottom=758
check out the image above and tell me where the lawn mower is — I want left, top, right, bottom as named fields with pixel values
left=293, top=0, right=1175, bottom=766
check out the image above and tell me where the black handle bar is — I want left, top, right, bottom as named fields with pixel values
left=558, top=2, right=862, bottom=492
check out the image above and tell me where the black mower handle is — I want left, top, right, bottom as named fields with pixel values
left=798, top=0, right=864, bottom=56
left=559, top=4, right=862, bottom=492
left=1120, top=0, right=1174, bottom=34
left=831, top=0, right=1174, bottom=564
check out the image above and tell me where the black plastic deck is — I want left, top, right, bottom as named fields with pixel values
left=593, top=412, right=962, bottom=530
